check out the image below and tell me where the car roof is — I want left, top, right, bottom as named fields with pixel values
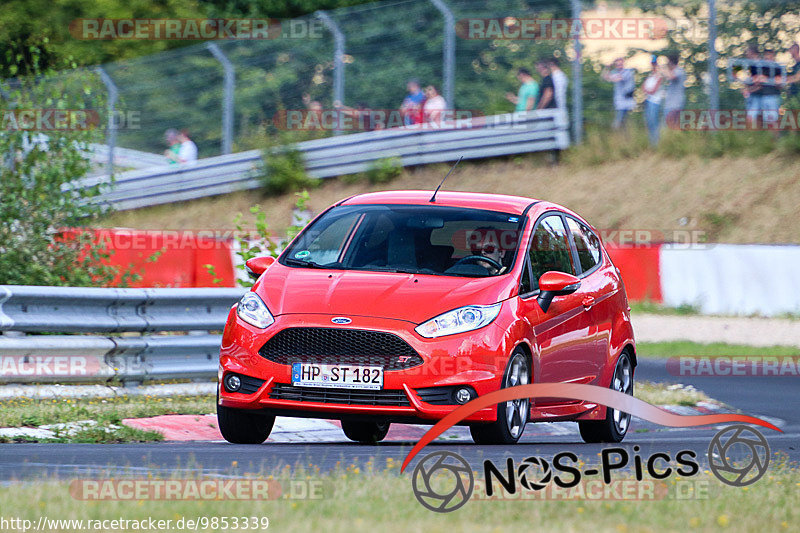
left=338, top=190, right=540, bottom=215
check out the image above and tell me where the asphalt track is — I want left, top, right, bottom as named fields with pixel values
left=1, top=358, right=798, bottom=481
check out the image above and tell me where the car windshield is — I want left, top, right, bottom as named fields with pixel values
left=281, top=204, right=523, bottom=277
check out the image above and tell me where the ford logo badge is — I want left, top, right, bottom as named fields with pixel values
left=331, top=317, right=352, bottom=324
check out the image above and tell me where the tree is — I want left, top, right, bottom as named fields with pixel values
left=0, top=51, right=125, bottom=286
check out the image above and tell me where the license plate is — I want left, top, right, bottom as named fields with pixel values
left=291, top=363, right=383, bottom=390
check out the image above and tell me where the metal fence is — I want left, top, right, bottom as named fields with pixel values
left=0, top=285, right=246, bottom=384
left=72, top=108, right=569, bottom=210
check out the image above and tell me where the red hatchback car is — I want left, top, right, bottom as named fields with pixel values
left=217, top=190, right=636, bottom=445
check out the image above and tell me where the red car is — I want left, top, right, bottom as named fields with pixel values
left=217, top=190, right=636, bottom=445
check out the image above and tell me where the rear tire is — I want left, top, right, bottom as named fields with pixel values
left=217, top=400, right=275, bottom=444
left=470, top=348, right=530, bottom=445
left=341, top=421, right=390, bottom=443
left=579, top=351, right=634, bottom=443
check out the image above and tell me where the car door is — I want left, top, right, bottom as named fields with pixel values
left=517, top=213, right=597, bottom=404
left=565, top=216, right=615, bottom=385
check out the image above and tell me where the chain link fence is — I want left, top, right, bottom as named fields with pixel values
left=10, top=0, right=799, bottom=167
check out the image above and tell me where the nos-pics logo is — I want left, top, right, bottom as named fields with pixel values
left=411, top=425, right=770, bottom=513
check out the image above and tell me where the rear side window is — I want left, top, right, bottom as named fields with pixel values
left=528, top=215, right=576, bottom=290
left=566, top=218, right=602, bottom=273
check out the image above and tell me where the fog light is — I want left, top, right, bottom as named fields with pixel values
left=454, top=387, right=473, bottom=404
left=224, top=374, right=242, bottom=392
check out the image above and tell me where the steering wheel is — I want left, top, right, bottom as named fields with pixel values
left=452, top=254, right=503, bottom=272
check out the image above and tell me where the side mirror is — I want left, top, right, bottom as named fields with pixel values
left=537, top=271, right=580, bottom=313
left=245, top=256, right=276, bottom=280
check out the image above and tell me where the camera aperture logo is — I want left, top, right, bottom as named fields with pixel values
left=708, top=424, right=770, bottom=487
left=411, top=451, right=474, bottom=513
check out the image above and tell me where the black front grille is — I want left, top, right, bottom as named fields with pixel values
left=269, top=383, right=410, bottom=406
left=259, top=327, right=423, bottom=370
left=237, top=375, right=266, bottom=394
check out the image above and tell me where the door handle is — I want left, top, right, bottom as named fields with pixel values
left=582, top=296, right=595, bottom=310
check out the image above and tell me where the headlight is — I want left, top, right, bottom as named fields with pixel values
left=415, top=303, right=502, bottom=338
left=236, top=292, right=275, bottom=329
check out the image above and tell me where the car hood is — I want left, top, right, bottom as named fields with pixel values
left=254, top=264, right=518, bottom=324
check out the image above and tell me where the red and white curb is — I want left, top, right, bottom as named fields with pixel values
left=117, top=401, right=780, bottom=443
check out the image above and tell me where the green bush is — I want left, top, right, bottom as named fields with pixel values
left=260, top=146, right=317, bottom=195
left=0, top=53, right=139, bottom=286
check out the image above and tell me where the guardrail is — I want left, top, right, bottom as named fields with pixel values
left=0, top=286, right=246, bottom=384
left=72, top=109, right=569, bottom=211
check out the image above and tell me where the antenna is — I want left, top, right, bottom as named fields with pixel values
left=429, top=156, right=463, bottom=203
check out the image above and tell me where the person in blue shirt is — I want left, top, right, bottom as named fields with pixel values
left=400, top=79, right=426, bottom=125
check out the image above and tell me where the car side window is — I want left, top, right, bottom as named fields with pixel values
left=528, top=215, right=576, bottom=290
left=566, top=218, right=602, bottom=274
left=519, top=258, right=533, bottom=294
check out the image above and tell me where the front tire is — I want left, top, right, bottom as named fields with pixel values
left=341, top=420, right=390, bottom=443
left=470, top=348, right=530, bottom=445
left=579, top=350, right=634, bottom=443
left=217, top=400, right=275, bottom=444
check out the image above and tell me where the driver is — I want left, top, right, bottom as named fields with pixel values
left=480, top=241, right=503, bottom=267
left=466, top=237, right=506, bottom=274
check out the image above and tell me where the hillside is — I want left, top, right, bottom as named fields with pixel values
left=102, top=152, right=800, bottom=244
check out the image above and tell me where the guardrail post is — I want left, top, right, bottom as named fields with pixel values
left=570, top=0, right=583, bottom=144
left=96, top=67, right=118, bottom=174
left=316, top=11, right=346, bottom=135
left=429, top=0, right=456, bottom=109
left=207, top=43, right=235, bottom=155
left=707, top=0, right=719, bottom=112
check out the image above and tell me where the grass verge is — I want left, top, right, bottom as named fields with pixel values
left=635, top=380, right=714, bottom=407
left=0, top=394, right=214, bottom=443
left=637, top=341, right=799, bottom=359
left=0, top=395, right=214, bottom=428
left=0, top=463, right=797, bottom=532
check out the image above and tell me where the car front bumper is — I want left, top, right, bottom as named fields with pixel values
left=217, top=310, right=514, bottom=423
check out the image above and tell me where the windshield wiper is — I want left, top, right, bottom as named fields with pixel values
left=284, top=258, right=328, bottom=269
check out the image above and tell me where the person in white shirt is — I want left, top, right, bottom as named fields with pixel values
left=165, top=129, right=198, bottom=164
left=547, top=57, right=569, bottom=119
left=422, top=85, right=447, bottom=126
left=175, top=130, right=198, bottom=165
left=642, top=55, right=665, bottom=146
left=602, top=57, right=636, bottom=130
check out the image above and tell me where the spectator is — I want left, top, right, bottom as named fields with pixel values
left=302, top=93, right=325, bottom=130
left=535, top=60, right=556, bottom=110
left=787, top=44, right=800, bottom=95
left=334, top=101, right=384, bottom=131
left=661, top=53, right=686, bottom=129
left=787, top=43, right=800, bottom=105
left=400, top=79, right=425, bottom=125
left=163, top=128, right=180, bottom=165
left=602, top=57, right=636, bottom=130
left=642, top=55, right=665, bottom=146
left=422, top=85, right=447, bottom=124
left=505, top=68, right=538, bottom=112
left=758, top=48, right=782, bottom=127
left=742, top=44, right=762, bottom=128
left=165, top=130, right=197, bottom=165
left=547, top=57, right=569, bottom=117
